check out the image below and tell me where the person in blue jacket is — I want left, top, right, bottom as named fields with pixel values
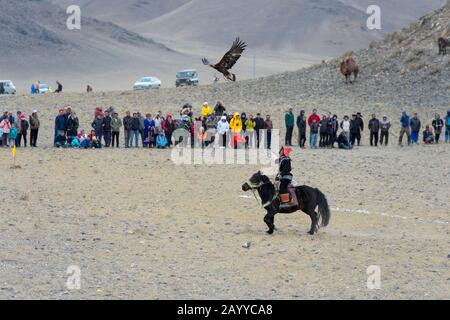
left=399, top=112, right=410, bottom=146
left=156, top=131, right=168, bottom=149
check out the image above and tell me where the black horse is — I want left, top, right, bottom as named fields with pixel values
left=242, top=171, right=330, bottom=235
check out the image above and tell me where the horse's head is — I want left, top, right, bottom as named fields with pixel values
left=242, top=171, right=271, bottom=192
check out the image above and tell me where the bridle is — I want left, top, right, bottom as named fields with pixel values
left=246, top=178, right=278, bottom=208
left=247, top=180, right=267, bottom=189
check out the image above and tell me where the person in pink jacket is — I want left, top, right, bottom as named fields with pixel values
left=0, top=117, right=11, bottom=147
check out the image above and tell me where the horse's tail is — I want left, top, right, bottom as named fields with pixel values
left=316, top=189, right=330, bottom=227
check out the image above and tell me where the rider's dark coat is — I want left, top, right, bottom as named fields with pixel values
left=278, top=155, right=293, bottom=181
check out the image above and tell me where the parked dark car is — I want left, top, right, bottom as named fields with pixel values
left=175, top=70, right=199, bottom=87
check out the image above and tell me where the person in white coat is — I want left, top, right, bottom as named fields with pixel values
left=217, top=116, right=230, bottom=148
left=340, top=115, right=351, bottom=141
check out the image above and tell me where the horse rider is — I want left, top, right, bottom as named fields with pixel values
left=277, top=146, right=293, bottom=205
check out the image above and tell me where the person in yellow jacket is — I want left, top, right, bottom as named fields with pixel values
left=230, top=112, right=242, bottom=133
left=201, top=102, right=213, bottom=118
left=230, top=112, right=243, bottom=149
left=245, top=114, right=256, bottom=148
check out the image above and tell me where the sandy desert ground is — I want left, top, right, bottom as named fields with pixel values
left=0, top=90, right=449, bottom=300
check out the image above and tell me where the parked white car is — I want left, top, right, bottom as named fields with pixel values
left=0, top=80, right=16, bottom=95
left=133, top=77, right=161, bottom=90
left=38, top=83, right=51, bottom=94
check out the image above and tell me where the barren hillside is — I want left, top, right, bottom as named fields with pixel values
left=52, top=0, right=447, bottom=56
left=134, top=0, right=447, bottom=56
left=51, top=0, right=191, bottom=28
left=0, top=0, right=191, bottom=92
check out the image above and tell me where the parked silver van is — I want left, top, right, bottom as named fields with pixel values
left=0, top=80, right=17, bottom=95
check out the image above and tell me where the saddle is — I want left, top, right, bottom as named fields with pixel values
left=275, top=181, right=299, bottom=209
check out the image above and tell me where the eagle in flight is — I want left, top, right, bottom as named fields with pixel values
left=202, top=38, right=247, bottom=82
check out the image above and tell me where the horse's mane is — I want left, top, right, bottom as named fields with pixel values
left=259, top=173, right=271, bottom=184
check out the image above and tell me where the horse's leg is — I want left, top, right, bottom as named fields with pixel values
left=308, top=211, right=319, bottom=235
left=305, top=199, right=319, bottom=235
left=264, top=211, right=275, bottom=235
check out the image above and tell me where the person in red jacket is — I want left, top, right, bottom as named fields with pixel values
left=308, top=109, right=321, bottom=127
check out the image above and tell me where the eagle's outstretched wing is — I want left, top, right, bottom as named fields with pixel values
left=214, top=38, right=247, bottom=71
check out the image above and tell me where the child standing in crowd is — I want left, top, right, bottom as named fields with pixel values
left=310, top=119, right=319, bottom=149
left=8, top=123, right=17, bottom=148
